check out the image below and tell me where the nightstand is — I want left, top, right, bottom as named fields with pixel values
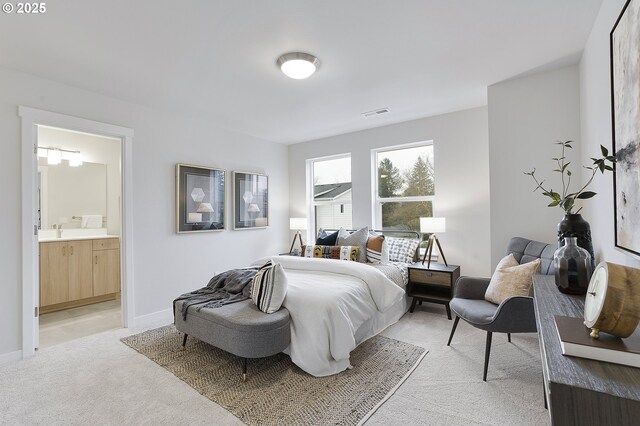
left=407, top=262, right=460, bottom=319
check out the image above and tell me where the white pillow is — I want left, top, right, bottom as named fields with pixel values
left=251, top=260, right=288, bottom=314
left=484, top=254, right=541, bottom=305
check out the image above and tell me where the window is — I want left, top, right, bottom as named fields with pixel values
left=308, top=154, right=352, bottom=235
left=373, top=142, right=434, bottom=232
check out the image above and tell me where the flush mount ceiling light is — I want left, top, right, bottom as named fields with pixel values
left=277, top=52, right=319, bottom=79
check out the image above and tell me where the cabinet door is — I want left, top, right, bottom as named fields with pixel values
left=68, top=240, right=93, bottom=300
left=93, top=249, right=120, bottom=296
left=40, top=242, right=69, bottom=306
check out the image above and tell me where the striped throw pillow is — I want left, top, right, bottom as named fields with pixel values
left=301, top=245, right=359, bottom=261
left=251, top=260, right=288, bottom=314
left=366, top=234, right=389, bottom=263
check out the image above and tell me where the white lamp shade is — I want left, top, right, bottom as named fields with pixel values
left=289, top=218, right=307, bottom=230
left=68, top=152, right=83, bottom=167
left=47, top=149, right=61, bottom=165
left=196, top=202, right=214, bottom=213
left=420, top=217, right=446, bottom=233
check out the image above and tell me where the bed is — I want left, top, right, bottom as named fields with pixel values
left=250, top=229, right=419, bottom=377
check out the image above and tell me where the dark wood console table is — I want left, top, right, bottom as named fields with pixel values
left=533, top=275, right=640, bottom=425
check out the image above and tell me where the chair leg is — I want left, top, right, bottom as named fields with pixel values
left=507, top=333, right=511, bottom=343
left=182, top=334, right=188, bottom=347
left=483, top=332, right=493, bottom=382
left=447, top=316, right=460, bottom=346
left=242, top=357, right=247, bottom=382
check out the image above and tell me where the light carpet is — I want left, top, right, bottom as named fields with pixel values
left=0, top=305, right=549, bottom=425
left=121, top=325, right=426, bottom=426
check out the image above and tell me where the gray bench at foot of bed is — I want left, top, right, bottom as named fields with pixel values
left=174, top=299, right=291, bottom=381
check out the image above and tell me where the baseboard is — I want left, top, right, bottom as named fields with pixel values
left=133, top=308, right=173, bottom=330
left=0, top=349, right=23, bottom=366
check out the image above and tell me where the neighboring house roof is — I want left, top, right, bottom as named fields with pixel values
left=314, top=183, right=352, bottom=201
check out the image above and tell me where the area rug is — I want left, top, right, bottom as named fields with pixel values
left=121, top=325, right=427, bottom=426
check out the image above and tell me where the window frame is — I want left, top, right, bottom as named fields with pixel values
left=371, top=140, right=435, bottom=230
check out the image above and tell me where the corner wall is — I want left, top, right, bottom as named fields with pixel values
left=580, top=0, right=640, bottom=268
left=0, top=66, right=289, bottom=358
left=488, top=66, right=581, bottom=267
left=288, top=107, right=492, bottom=277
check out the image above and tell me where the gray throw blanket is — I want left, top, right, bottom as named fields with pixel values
left=173, top=267, right=259, bottom=321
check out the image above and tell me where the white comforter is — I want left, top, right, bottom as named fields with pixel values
left=251, top=256, right=405, bottom=377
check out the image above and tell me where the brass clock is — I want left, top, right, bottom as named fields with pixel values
left=584, top=262, right=640, bottom=339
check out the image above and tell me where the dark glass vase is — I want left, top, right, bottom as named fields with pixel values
left=553, top=237, right=593, bottom=294
left=557, top=213, right=595, bottom=270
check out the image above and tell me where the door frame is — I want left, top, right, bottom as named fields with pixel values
left=19, top=106, right=135, bottom=357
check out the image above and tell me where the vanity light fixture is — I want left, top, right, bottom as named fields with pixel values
left=277, top=52, right=319, bottom=79
left=38, top=146, right=83, bottom=167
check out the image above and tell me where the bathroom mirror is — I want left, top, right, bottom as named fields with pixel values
left=38, top=159, right=107, bottom=230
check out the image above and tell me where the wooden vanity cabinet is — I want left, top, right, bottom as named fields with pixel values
left=39, top=237, right=120, bottom=314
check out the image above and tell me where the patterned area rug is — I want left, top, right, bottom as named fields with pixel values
left=121, top=325, right=427, bottom=426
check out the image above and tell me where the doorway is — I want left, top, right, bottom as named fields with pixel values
left=37, top=126, right=122, bottom=348
left=20, top=107, right=134, bottom=357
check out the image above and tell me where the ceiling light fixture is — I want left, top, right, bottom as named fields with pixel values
left=277, top=52, right=319, bottom=79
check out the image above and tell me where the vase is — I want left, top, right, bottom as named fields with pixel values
left=557, top=213, right=595, bottom=270
left=553, top=237, right=593, bottom=294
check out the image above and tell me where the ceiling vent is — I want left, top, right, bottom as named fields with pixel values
left=361, top=108, right=390, bottom=118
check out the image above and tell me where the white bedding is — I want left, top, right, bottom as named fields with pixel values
left=251, top=256, right=406, bottom=377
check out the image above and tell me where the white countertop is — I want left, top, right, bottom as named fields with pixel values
left=39, top=235, right=119, bottom=243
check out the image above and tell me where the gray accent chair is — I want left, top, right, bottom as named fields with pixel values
left=447, top=237, right=555, bottom=381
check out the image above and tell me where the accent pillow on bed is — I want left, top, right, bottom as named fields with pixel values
left=300, top=245, right=359, bottom=261
left=366, top=234, right=389, bottom=263
left=337, top=226, right=369, bottom=263
left=251, top=260, right=288, bottom=314
left=484, top=254, right=541, bottom=305
left=386, top=237, right=420, bottom=263
left=315, top=228, right=339, bottom=245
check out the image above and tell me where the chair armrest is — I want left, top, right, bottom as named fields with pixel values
left=453, top=276, right=491, bottom=300
left=491, top=296, right=537, bottom=333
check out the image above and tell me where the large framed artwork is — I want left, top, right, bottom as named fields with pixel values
left=233, top=171, right=268, bottom=229
left=611, top=0, right=640, bottom=256
left=176, top=164, right=226, bottom=233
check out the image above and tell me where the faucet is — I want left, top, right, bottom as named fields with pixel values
left=53, top=224, right=62, bottom=239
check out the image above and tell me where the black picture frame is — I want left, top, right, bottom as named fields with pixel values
left=233, top=171, right=268, bottom=229
left=176, top=164, right=226, bottom=233
left=610, top=0, right=640, bottom=256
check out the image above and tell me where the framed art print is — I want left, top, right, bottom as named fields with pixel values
left=176, top=164, right=226, bottom=233
left=233, top=171, right=268, bottom=229
left=611, top=0, right=640, bottom=256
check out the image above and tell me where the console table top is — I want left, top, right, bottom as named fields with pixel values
left=533, top=275, right=640, bottom=401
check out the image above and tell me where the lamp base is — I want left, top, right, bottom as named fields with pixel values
left=289, top=231, right=304, bottom=254
left=421, top=234, right=448, bottom=268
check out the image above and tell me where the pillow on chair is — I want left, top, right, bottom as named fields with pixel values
left=484, top=254, right=541, bottom=305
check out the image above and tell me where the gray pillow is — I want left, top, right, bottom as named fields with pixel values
left=337, top=226, right=369, bottom=263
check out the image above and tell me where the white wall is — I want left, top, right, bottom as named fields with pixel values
left=580, top=0, right=640, bottom=268
left=488, top=66, right=581, bottom=267
left=289, top=107, right=492, bottom=277
left=0, top=66, right=289, bottom=357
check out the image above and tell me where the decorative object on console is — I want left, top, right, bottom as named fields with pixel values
left=611, top=0, right=640, bottom=257
left=176, top=164, right=226, bottom=233
left=420, top=217, right=447, bottom=267
left=553, top=236, right=592, bottom=295
left=337, top=226, right=369, bottom=263
left=233, top=171, right=268, bottom=229
left=301, top=245, right=359, bottom=261
left=484, top=254, right=540, bottom=305
left=289, top=218, right=307, bottom=254
left=584, top=261, right=640, bottom=339
left=524, top=140, right=615, bottom=262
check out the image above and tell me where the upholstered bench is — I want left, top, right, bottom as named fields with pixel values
left=174, top=299, right=290, bottom=381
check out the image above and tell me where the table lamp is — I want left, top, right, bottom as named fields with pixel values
left=289, top=218, right=307, bottom=254
left=420, top=217, right=448, bottom=268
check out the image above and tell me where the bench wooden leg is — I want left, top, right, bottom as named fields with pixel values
left=182, top=334, right=188, bottom=348
left=242, top=358, right=247, bottom=382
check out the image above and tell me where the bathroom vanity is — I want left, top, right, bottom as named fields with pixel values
left=39, top=235, right=120, bottom=314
